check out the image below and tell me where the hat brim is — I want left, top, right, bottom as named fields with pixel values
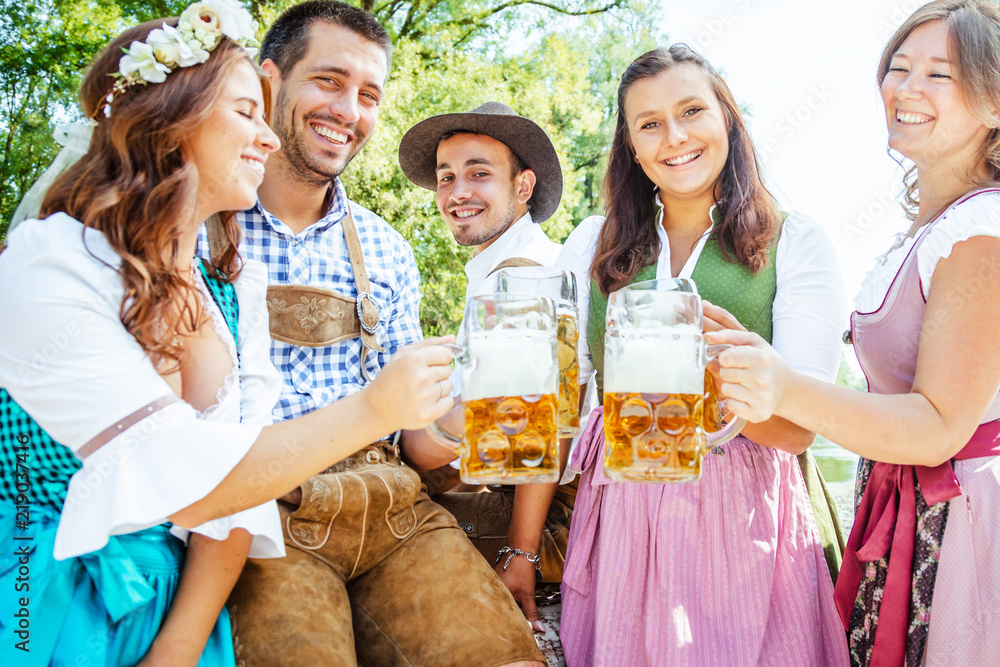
left=398, top=110, right=563, bottom=224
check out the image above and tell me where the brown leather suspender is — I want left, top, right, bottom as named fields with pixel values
left=487, top=257, right=543, bottom=276
left=206, top=205, right=385, bottom=382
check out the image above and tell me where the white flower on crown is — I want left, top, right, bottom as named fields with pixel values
left=207, top=0, right=259, bottom=46
left=119, top=41, right=171, bottom=84
left=147, top=23, right=210, bottom=69
left=178, top=3, right=224, bottom=50
left=104, top=0, right=259, bottom=116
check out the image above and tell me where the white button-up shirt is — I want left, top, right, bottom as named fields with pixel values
left=452, top=212, right=561, bottom=394
left=461, top=212, right=561, bottom=310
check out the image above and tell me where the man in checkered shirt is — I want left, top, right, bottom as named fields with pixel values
left=214, top=3, right=545, bottom=666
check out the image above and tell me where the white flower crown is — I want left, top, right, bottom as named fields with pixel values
left=99, top=0, right=259, bottom=118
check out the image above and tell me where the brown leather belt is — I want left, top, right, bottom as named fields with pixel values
left=323, top=432, right=403, bottom=473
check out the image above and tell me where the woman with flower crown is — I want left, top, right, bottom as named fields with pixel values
left=714, top=1, right=1000, bottom=664
left=0, top=3, right=454, bottom=665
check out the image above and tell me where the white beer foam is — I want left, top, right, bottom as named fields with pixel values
left=605, top=329, right=704, bottom=395
left=463, top=329, right=557, bottom=401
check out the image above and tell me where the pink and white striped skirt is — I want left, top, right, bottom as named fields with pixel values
left=560, top=408, right=849, bottom=666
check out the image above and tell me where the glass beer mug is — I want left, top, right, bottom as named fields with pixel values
left=492, top=266, right=580, bottom=437
left=434, top=294, right=561, bottom=484
left=602, top=278, right=745, bottom=483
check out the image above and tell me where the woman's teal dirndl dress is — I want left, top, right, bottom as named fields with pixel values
left=0, top=259, right=242, bottom=666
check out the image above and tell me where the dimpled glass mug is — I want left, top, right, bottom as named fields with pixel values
left=432, top=294, right=561, bottom=484
left=492, top=266, right=580, bottom=438
left=602, top=278, right=745, bottom=483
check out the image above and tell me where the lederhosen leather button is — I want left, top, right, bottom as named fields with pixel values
left=366, top=449, right=380, bottom=465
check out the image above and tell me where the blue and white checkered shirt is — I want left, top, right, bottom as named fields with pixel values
left=198, top=179, right=422, bottom=422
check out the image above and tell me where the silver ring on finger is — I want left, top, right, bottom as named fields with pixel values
left=438, top=380, right=445, bottom=400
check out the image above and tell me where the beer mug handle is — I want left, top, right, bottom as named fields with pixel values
left=705, top=343, right=747, bottom=446
left=442, top=342, right=470, bottom=365
left=705, top=415, right=746, bottom=445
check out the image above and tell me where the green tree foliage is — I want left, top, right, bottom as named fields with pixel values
left=0, top=0, right=190, bottom=233
left=351, top=11, right=659, bottom=334
left=0, top=0, right=662, bottom=336
left=1, top=0, right=115, bottom=229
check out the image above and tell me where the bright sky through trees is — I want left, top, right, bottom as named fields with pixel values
left=659, top=0, right=918, bottom=325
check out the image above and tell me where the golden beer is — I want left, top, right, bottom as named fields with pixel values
left=603, top=391, right=707, bottom=482
left=491, top=266, right=579, bottom=438
left=462, top=393, right=560, bottom=483
left=459, top=323, right=561, bottom=484
left=601, top=278, right=746, bottom=483
left=557, top=312, right=581, bottom=436
left=703, top=367, right=724, bottom=433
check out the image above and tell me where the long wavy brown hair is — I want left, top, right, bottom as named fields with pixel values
left=878, top=0, right=1000, bottom=220
left=41, top=18, right=270, bottom=366
left=591, top=45, right=780, bottom=297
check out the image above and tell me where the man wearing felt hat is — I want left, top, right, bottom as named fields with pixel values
left=398, top=102, right=575, bottom=634
left=399, top=101, right=563, bottom=300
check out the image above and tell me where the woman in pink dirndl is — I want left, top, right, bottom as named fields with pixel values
left=715, top=2, right=1000, bottom=665
left=556, top=45, right=849, bottom=666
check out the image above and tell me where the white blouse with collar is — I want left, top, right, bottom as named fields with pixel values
left=556, top=207, right=847, bottom=389
left=0, top=213, right=284, bottom=560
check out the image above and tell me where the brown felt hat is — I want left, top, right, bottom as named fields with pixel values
left=398, top=102, right=563, bottom=224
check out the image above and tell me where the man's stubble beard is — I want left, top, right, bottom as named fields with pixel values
left=455, top=183, right=519, bottom=248
left=271, top=86, right=366, bottom=188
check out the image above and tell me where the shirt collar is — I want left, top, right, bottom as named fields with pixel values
left=653, top=191, right=717, bottom=230
left=251, top=178, right=350, bottom=237
left=464, top=212, right=534, bottom=281
left=652, top=193, right=715, bottom=280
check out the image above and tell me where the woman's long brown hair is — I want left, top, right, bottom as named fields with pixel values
left=591, top=45, right=780, bottom=297
left=41, top=18, right=270, bottom=366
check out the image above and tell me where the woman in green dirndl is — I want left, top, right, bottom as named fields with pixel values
left=557, top=45, right=849, bottom=665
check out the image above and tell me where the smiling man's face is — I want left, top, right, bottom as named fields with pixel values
left=264, top=20, right=388, bottom=185
left=434, top=133, right=535, bottom=253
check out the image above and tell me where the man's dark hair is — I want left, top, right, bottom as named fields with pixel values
left=260, top=1, right=392, bottom=74
left=438, top=130, right=530, bottom=179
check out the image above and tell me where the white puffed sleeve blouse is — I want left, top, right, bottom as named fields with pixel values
left=0, top=213, right=285, bottom=560
left=854, top=189, right=1000, bottom=313
left=557, top=208, right=847, bottom=390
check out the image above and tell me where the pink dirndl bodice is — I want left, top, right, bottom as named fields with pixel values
left=838, top=188, right=1000, bottom=666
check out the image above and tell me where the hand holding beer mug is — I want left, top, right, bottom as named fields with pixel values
left=432, top=294, right=561, bottom=484
left=493, top=266, right=580, bottom=437
left=603, top=278, right=745, bottom=483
